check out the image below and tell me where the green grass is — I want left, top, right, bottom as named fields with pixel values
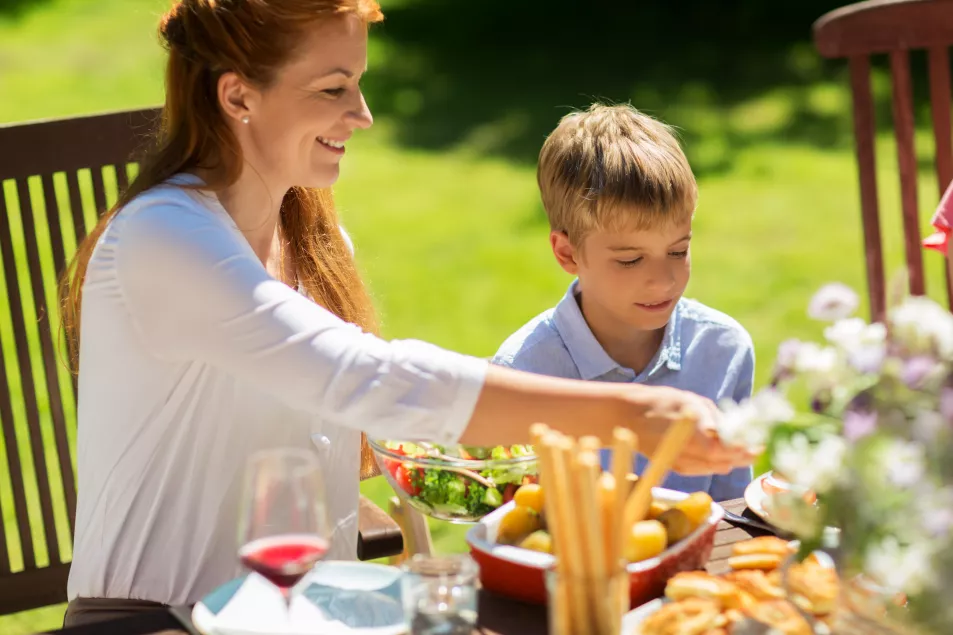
left=1, top=0, right=951, bottom=633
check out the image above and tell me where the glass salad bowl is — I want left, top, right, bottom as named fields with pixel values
left=368, top=440, right=539, bottom=523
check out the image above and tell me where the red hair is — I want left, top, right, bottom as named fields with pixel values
left=61, top=0, right=384, bottom=368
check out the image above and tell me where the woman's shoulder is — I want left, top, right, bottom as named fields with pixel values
left=96, top=176, right=246, bottom=278
left=108, top=177, right=235, bottom=246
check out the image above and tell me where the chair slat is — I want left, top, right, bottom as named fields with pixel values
left=64, top=171, right=85, bottom=400
left=0, top=188, right=39, bottom=571
left=889, top=50, right=927, bottom=297
left=22, top=179, right=76, bottom=545
left=116, top=163, right=129, bottom=193
left=66, top=171, right=87, bottom=248
left=90, top=168, right=108, bottom=221
left=40, top=175, right=68, bottom=281
left=0, top=251, right=26, bottom=575
left=928, top=45, right=953, bottom=307
left=0, top=495, right=9, bottom=573
left=12, top=180, right=62, bottom=566
left=849, top=55, right=888, bottom=321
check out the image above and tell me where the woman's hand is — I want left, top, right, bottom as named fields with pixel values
left=463, top=365, right=759, bottom=477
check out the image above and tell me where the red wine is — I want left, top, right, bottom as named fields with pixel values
left=239, top=535, right=329, bottom=589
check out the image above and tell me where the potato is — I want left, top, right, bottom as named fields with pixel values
left=624, top=519, right=668, bottom=563
left=647, top=499, right=670, bottom=520
left=497, top=505, right=540, bottom=545
left=657, top=508, right=695, bottom=544
left=674, top=492, right=714, bottom=528
left=519, top=530, right=554, bottom=554
left=513, top=483, right=544, bottom=514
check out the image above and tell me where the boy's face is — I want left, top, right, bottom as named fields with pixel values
left=551, top=218, right=692, bottom=332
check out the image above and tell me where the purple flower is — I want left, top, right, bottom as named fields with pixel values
left=808, top=283, right=860, bottom=321
left=843, top=409, right=878, bottom=441
left=902, top=355, right=940, bottom=389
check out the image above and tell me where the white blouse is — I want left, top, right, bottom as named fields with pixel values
left=67, top=175, right=487, bottom=605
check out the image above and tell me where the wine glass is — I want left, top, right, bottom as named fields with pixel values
left=238, top=447, right=331, bottom=613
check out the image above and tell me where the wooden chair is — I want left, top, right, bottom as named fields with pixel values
left=814, top=0, right=953, bottom=320
left=0, top=108, right=403, bottom=615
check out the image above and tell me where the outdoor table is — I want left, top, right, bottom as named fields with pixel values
left=43, top=499, right=766, bottom=635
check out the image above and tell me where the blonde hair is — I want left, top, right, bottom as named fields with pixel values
left=537, top=103, right=697, bottom=246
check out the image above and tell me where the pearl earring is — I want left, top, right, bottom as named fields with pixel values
left=241, top=116, right=250, bottom=124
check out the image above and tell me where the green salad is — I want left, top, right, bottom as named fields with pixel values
left=379, top=441, right=538, bottom=520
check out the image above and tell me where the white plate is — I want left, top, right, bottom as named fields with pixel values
left=192, top=561, right=406, bottom=635
left=620, top=599, right=665, bottom=634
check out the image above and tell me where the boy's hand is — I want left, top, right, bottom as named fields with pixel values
left=639, top=388, right=756, bottom=476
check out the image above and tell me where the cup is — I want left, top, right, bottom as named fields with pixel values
left=400, top=554, right=479, bottom=635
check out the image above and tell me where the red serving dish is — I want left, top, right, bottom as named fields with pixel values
left=466, top=487, right=724, bottom=608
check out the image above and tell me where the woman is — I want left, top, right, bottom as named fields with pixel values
left=61, top=0, right=752, bottom=625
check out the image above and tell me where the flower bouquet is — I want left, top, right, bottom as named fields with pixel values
left=718, top=281, right=953, bottom=635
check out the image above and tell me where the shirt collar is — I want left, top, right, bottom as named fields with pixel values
left=553, top=279, right=682, bottom=380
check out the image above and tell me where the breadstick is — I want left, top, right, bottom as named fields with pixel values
left=610, top=428, right=637, bottom=569
left=575, top=449, right=612, bottom=635
left=552, top=434, right=591, bottom=634
left=578, top=435, right=601, bottom=453
left=622, top=415, right=696, bottom=533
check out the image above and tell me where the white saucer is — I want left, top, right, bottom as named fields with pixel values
left=192, top=561, right=406, bottom=635
left=743, top=471, right=774, bottom=522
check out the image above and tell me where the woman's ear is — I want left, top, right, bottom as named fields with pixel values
left=217, top=71, right=259, bottom=125
left=550, top=231, right=579, bottom=275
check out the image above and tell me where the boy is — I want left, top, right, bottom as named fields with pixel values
left=493, top=104, right=754, bottom=501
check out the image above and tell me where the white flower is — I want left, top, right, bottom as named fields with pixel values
left=717, top=389, right=794, bottom=451
left=824, top=318, right=887, bottom=373
left=808, top=283, right=860, bottom=321
left=917, top=487, right=953, bottom=538
left=870, top=436, right=927, bottom=490
left=772, top=434, right=846, bottom=494
left=890, top=296, right=953, bottom=361
left=913, top=410, right=945, bottom=443
left=791, top=342, right=847, bottom=392
left=865, top=536, right=935, bottom=595
left=794, top=342, right=839, bottom=374
left=881, top=439, right=926, bottom=488
left=717, top=399, right=766, bottom=450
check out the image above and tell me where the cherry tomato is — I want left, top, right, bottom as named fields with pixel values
left=502, top=483, right=519, bottom=504
left=395, top=464, right=421, bottom=496
left=383, top=446, right=408, bottom=478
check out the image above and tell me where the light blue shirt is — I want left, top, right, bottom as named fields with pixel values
left=493, top=280, right=755, bottom=501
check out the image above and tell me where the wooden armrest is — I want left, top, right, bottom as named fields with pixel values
left=357, top=495, right=404, bottom=561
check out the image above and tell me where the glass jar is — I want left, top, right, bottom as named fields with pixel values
left=543, top=565, right=628, bottom=635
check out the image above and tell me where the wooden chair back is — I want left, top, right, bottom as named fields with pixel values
left=814, top=0, right=953, bottom=319
left=0, top=107, right=404, bottom=613
left=0, top=107, right=159, bottom=613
